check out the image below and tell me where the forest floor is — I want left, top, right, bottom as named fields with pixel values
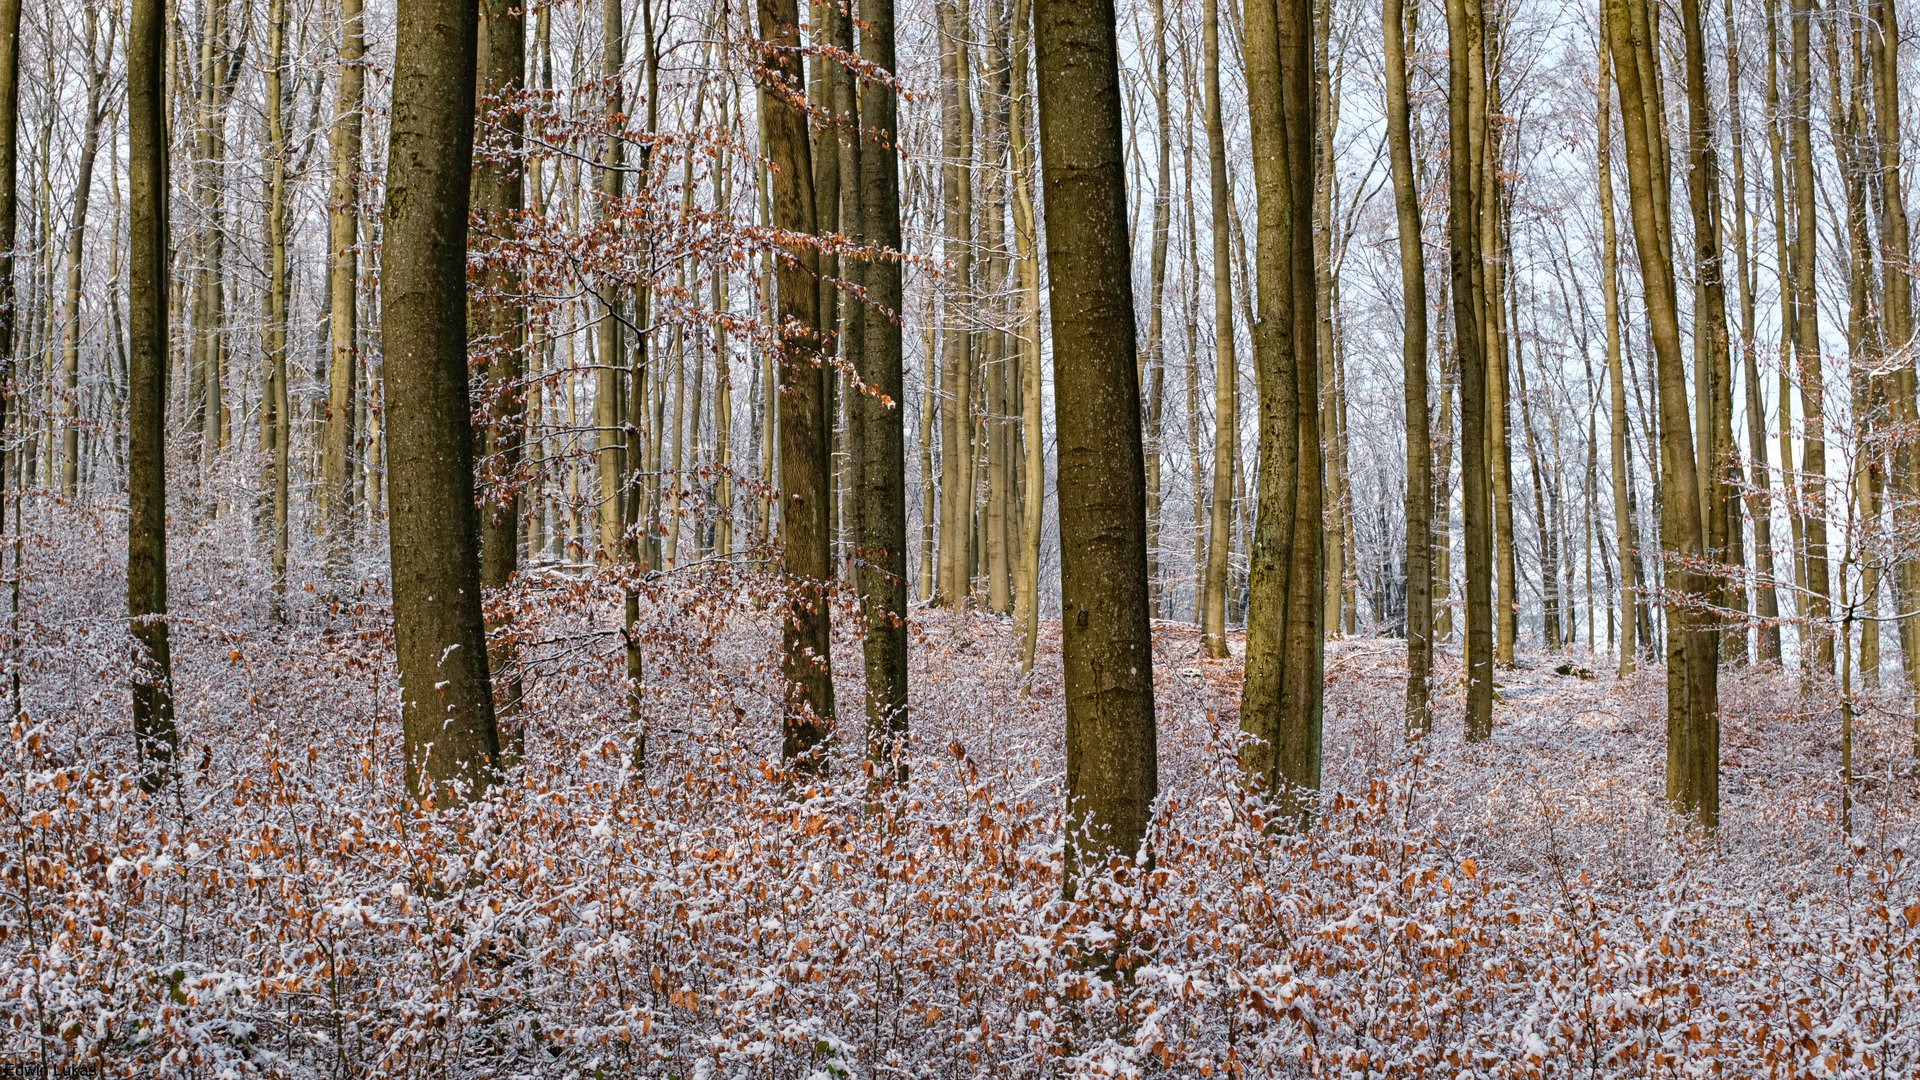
left=3, top=513, right=1918, bottom=1076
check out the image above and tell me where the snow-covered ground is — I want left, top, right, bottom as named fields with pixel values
left=3, top=515, right=1916, bottom=1077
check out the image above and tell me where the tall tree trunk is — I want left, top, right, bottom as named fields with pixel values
left=1679, top=0, right=1734, bottom=666
left=128, top=0, right=176, bottom=792
left=1199, top=0, right=1236, bottom=661
left=1765, top=0, right=1807, bottom=631
left=1483, top=23, right=1517, bottom=667
left=980, top=0, right=1013, bottom=614
left=1599, top=25, right=1639, bottom=676
left=323, top=0, right=365, bottom=564
left=1726, top=0, right=1782, bottom=663
left=1867, top=0, right=1919, bottom=740
left=1788, top=0, right=1832, bottom=677
left=1140, top=0, right=1172, bottom=615
left=1606, top=0, right=1719, bottom=827
left=1385, top=0, right=1429, bottom=731
left=58, top=7, right=105, bottom=499
left=1241, top=0, right=1324, bottom=815
left=594, top=0, right=626, bottom=561
left=1033, top=0, right=1157, bottom=889
left=858, top=0, right=910, bottom=777
left=475, top=0, right=525, bottom=763
left=934, top=0, right=975, bottom=606
left=758, top=0, right=835, bottom=773
left=1448, top=0, right=1494, bottom=737
left=1314, top=0, right=1344, bottom=639
left=382, top=0, right=501, bottom=805
left=1010, top=0, right=1045, bottom=672
left=262, top=0, right=291, bottom=615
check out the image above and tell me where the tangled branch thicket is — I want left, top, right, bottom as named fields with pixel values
left=0, top=514, right=1914, bottom=1078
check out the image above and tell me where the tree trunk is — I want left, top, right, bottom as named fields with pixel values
left=1866, top=0, right=1919, bottom=741
left=856, top=0, right=910, bottom=778
left=128, top=0, right=176, bottom=792
left=1598, top=28, right=1639, bottom=676
left=474, top=0, right=525, bottom=763
left=1788, top=0, right=1832, bottom=677
left=1011, top=0, right=1045, bottom=673
left=1198, top=0, right=1236, bottom=661
left=1678, top=0, right=1734, bottom=667
left=1385, top=0, right=1429, bottom=732
left=323, top=0, right=365, bottom=564
left=1606, top=0, right=1719, bottom=827
left=1725, top=0, right=1782, bottom=663
left=934, top=0, right=975, bottom=606
left=758, top=0, right=836, bottom=773
left=594, top=0, right=626, bottom=561
left=262, top=0, right=291, bottom=615
left=1033, top=0, right=1158, bottom=889
left=382, top=0, right=501, bottom=805
left=1240, top=0, right=1324, bottom=816
left=1448, top=0, right=1494, bottom=737
left=58, top=7, right=105, bottom=500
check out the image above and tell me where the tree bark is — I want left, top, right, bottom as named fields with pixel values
left=1199, top=0, right=1236, bottom=661
left=859, top=0, right=910, bottom=778
left=1448, top=0, right=1494, bottom=737
left=1725, top=0, right=1782, bottom=663
left=1606, top=0, right=1719, bottom=827
left=262, top=0, right=291, bottom=615
left=758, top=0, right=836, bottom=773
left=382, top=0, right=501, bottom=805
left=1011, top=0, right=1045, bottom=673
left=1033, top=0, right=1158, bottom=889
left=934, top=0, right=975, bottom=606
left=1240, top=0, right=1323, bottom=815
left=1385, top=0, right=1429, bottom=732
left=58, top=7, right=105, bottom=499
left=323, top=0, right=365, bottom=563
left=1787, top=0, right=1832, bottom=677
left=128, top=0, right=176, bottom=792
left=1598, top=25, right=1639, bottom=676
left=474, top=0, right=526, bottom=763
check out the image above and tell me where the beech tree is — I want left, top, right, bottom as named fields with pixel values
left=1033, top=0, right=1157, bottom=888
left=757, top=0, right=835, bottom=772
left=127, top=0, right=174, bottom=791
left=1240, top=0, right=1324, bottom=820
left=382, top=0, right=501, bottom=805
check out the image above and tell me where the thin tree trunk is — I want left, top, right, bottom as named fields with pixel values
left=1011, top=0, right=1046, bottom=673
left=1140, top=0, right=1172, bottom=616
left=980, top=0, right=1013, bottom=614
left=1788, top=0, right=1832, bottom=677
left=323, top=0, right=365, bottom=565
left=858, top=0, right=910, bottom=776
left=1198, top=0, right=1236, bottom=660
left=475, top=0, right=526, bottom=764
left=1866, top=0, right=1919, bottom=742
left=262, top=0, right=291, bottom=615
left=1726, top=0, right=1782, bottom=663
left=1385, top=0, right=1429, bottom=731
left=1448, top=0, right=1495, bottom=737
left=1679, top=0, right=1735, bottom=668
left=1599, top=22, right=1639, bottom=677
left=58, top=8, right=106, bottom=499
left=594, top=0, right=626, bottom=560
left=128, top=0, right=176, bottom=792
left=935, top=0, right=975, bottom=606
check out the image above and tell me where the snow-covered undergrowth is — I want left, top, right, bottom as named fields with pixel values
left=3, top=510, right=1919, bottom=1077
